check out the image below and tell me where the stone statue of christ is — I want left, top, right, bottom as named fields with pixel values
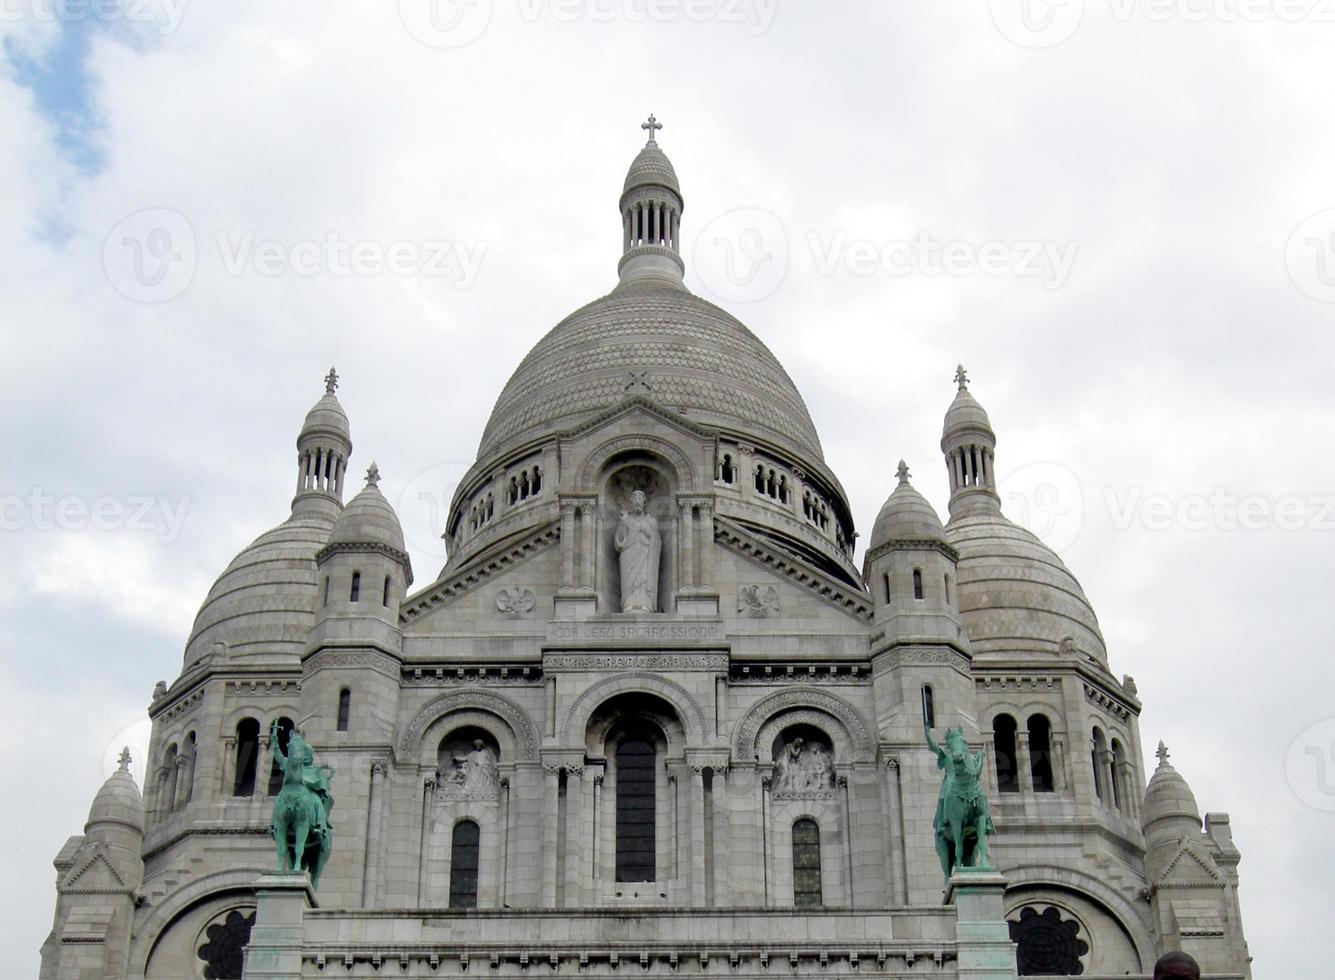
left=614, top=489, right=661, bottom=613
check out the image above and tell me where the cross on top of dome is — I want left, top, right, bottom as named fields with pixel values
left=642, top=113, right=662, bottom=145
left=324, top=366, right=339, bottom=395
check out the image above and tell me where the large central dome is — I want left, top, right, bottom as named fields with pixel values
left=476, top=281, right=825, bottom=464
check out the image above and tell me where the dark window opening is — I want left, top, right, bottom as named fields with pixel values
left=792, top=819, right=822, bottom=907
left=233, top=718, right=260, bottom=797
left=337, top=689, right=351, bottom=732
left=993, top=715, right=1019, bottom=793
left=382, top=574, right=392, bottom=607
left=921, top=685, right=936, bottom=730
left=449, top=820, right=481, bottom=909
left=615, top=738, right=657, bottom=882
left=1028, top=715, right=1054, bottom=792
left=912, top=568, right=924, bottom=600
left=349, top=571, right=361, bottom=603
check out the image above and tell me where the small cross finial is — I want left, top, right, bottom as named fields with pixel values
left=324, top=366, right=339, bottom=395
left=897, top=459, right=911, bottom=485
left=642, top=114, right=663, bottom=144
left=365, top=462, right=381, bottom=487
left=954, top=364, right=969, bottom=391
left=117, top=747, right=132, bottom=773
left=1156, top=741, right=1170, bottom=766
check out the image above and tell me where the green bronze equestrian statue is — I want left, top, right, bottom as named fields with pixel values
left=269, top=721, right=334, bottom=888
left=925, top=724, right=996, bottom=881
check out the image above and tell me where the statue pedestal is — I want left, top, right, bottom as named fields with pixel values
left=553, top=592, right=598, bottom=620
left=242, top=872, right=317, bottom=980
left=946, top=868, right=1018, bottom=980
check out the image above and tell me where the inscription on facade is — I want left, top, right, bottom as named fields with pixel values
left=546, top=621, right=724, bottom=645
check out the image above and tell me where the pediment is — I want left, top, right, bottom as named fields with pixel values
left=59, top=844, right=131, bottom=894
left=1156, top=841, right=1224, bottom=886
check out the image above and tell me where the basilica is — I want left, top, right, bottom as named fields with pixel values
left=42, top=122, right=1251, bottom=979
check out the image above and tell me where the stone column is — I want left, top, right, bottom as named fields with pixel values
left=981, top=732, right=999, bottom=800
left=1014, top=732, right=1033, bottom=795
left=563, top=765, right=586, bottom=907
left=679, top=502, right=695, bottom=589
left=417, top=776, right=436, bottom=907
left=947, top=869, right=1018, bottom=980
left=1051, top=734, right=1069, bottom=793
left=711, top=766, right=729, bottom=907
left=362, top=759, right=388, bottom=907
left=581, top=502, right=597, bottom=590
left=688, top=765, right=707, bottom=906
left=541, top=765, right=560, bottom=906
left=883, top=759, right=908, bottom=905
left=497, top=776, right=511, bottom=909
left=559, top=501, right=576, bottom=589
left=242, top=873, right=317, bottom=980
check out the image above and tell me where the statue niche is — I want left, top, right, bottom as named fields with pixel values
left=436, top=728, right=501, bottom=801
left=615, top=489, right=662, bottom=613
left=771, top=726, right=836, bottom=800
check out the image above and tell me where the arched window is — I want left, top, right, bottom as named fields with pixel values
left=943, top=574, right=951, bottom=605
left=382, top=574, right=392, bottom=607
left=322, top=575, right=329, bottom=607
left=882, top=573, right=892, bottom=604
left=719, top=454, right=734, bottom=484
left=337, top=689, right=351, bottom=732
left=267, top=718, right=294, bottom=796
left=912, top=568, right=924, bottom=600
left=181, top=732, right=197, bottom=806
left=531, top=466, right=542, bottom=494
left=349, top=571, right=361, bottom=602
left=1028, top=715, right=1054, bottom=793
left=1091, top=727, right=1108, bottom=802
left=921, top=685, right=936, bottom=730
left=233, top=718, right=260, bottom=797
left=449, top=820, right=481, bottom=909
left=792, top=819, right=822, bottom=907
left=993, top=715, right=1019, bottom=793
left=615, top=738, right=657, bottom=882
left=1110, top=738, right=1126, bottom=811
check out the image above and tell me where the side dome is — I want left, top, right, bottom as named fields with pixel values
left=183, top=514, right=333, bottom=665
left=946, top=512, right=1107, bottom=661
left=329, top=465, right=407, bottom=553
left=476, top=284, right=825, bottom=465
left=85, top=751, right=143, bottom=837
left=869, top=460, right=946, bottom=550
left=1142, top=744, right=1202, bottom=841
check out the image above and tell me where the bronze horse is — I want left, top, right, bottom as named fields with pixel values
left=926, top=725, right=995, bottom=881
left=269, top=722, right=334, bottom=888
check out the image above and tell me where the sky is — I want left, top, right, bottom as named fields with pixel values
left=2, top=1, right=1333, bottom=976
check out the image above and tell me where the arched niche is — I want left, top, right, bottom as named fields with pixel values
left=769, top=723, right=837, bottom=799
left=584, top=692, right=687, bottom=759
left=734, top=688, right=874, bottom=763
left=562, top=672, right=709, bottom=747
left=397, top=691, right=539, bottom=765
left=599, top=453, right=680, bottom=615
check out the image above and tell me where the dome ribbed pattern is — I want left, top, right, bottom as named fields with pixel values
left=86, top=768, right=143, bottom=835
left=302, top=392, right=350, bottom=442
left=1143, top=758, right=1202, bottom=838
left=183, top=515, right=334, bottom=664
left=330, top=483, right=406, bottom=552
left=623, top=143, right=680, bottom=195
left=476, top=284, right=824, bottom=464
left=943, top=387, right=993, bottom=437
left=946, top=512, right=1106, bottom=660
left=869, top=481, right=945, bottom=550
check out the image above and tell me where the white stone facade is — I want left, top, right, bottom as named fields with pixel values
left=41, top=125, right=1251, bottom=980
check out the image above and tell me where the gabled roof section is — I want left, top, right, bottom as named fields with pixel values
left=402, top=520, right=559, bottom=623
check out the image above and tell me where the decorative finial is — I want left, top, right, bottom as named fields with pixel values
left=1156, top=741, right=1171, bottom=766
left=954, top=363, right=969, bottom=391
left=324, top=366, right=339, bottom=395
left=117, top=747, right=132, bottom=773
left=897, top=459, right=911, bottom=485
left=365, top=462, right=381, bottom=487
left=641, top=114, right=663, bottom=144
